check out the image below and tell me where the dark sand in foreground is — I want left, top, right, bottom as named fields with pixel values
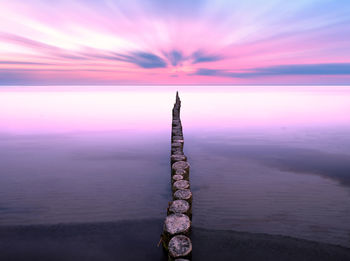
left=0, top=219, right=349, bottom=261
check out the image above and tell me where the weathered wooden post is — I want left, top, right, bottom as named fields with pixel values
left=162, top=92, right=193, bottom=260
left=169, top=235, right=192, bottom=260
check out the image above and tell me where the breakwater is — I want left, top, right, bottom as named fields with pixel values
left=162, top=92, right=192, bottom=260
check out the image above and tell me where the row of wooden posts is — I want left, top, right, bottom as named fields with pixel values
left=161, top=92, right=193, bottom=260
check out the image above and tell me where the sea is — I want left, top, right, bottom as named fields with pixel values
left=0, top=85, right=349, bottom=247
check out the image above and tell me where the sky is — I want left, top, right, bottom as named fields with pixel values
left=0, top=0, right=350, bottom=85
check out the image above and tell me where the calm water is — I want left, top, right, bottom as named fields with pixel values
left=0, top=86, right=350, bottom=247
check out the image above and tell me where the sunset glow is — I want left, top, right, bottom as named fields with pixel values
left=1, top=0, right=350, bottom=85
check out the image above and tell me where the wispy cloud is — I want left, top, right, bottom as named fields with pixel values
left=165, top=50, right=184, bottom=66
left=73, top=51, right=168, bottom=68
left=0, top=0, right=350, bottom=84
left=117, top=52, right=167, bottom=69
left=196, top=63, right=350, bottom=78
left=0, top=33, right=59, bottom=51
left=192, top=51, right=221, bottom=64
left=0, top=61, right=51, bottom=65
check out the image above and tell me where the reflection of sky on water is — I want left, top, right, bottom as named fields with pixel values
left=0, top=131, right=171, bottom=225
left=0, top=86, right=349, bottom=247
left=1, top=86, right=350, bottom=133
left=187, top=130, right=350, bottom=186
left=187, top=137, right=350, bottom=246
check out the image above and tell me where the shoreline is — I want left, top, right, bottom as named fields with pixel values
left=1, top=219, right=349, bottom=261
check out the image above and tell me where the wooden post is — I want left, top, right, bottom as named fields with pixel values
left=167, top=200, right=191, bottom=216
left=173, top=189, right=192, bottom=204
left=163, top=92, right=192, bottom=259
left=171, top=155, right=187, bottom=164
left=173, top=180, right=190, bottom=192
left=172, top=161, right=190, bottom=175
left=168, top=235, right=192, bottom=260
left=172, top=174, right=184, bottom=184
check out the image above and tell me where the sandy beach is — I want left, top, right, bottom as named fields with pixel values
left=1, top=219, right=349, bottom=261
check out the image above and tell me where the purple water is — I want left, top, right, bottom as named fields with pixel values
left=0, top=86, right=349, bottom=247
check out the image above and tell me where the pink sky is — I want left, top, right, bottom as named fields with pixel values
left=1, top=87, right=350, bottom=133
left=1, top=0, right=350, bottom=85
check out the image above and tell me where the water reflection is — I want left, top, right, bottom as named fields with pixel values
left=190, top=140, right=350, bottom=187
left=0, top=86, right=350, bottom=247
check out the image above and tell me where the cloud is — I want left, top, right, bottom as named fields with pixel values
left=121, top=52, right=167, bottom=68
left=0, top=33, right=91, bottom=61
left=196, top=68, right=222, bottom=76
left=89, top=52, right=167, bottom=69
left=164, top=49, right=220, bottom=66
left=165, top=50, right=184, bottom=66
left=56, top=54, right=90, bottom=60
left=257, top=63, right=350, bottom=75
left=0, top=68, right=123, bottom=85
left=195, top=63, right=350, bottom=78
left=0, top=70, right=34, bottom=85
left=0, top=33, right=59, bottom=51
left=1, top=33, right=166, bottom=69
left=192, top=51, right=221, bottom=64
left=2, top=1, right=350, bottom=84
left=0, top=61, right=51, bottom=65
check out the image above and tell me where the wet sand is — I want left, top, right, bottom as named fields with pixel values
left=0, top=219, right=349, bottom=261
